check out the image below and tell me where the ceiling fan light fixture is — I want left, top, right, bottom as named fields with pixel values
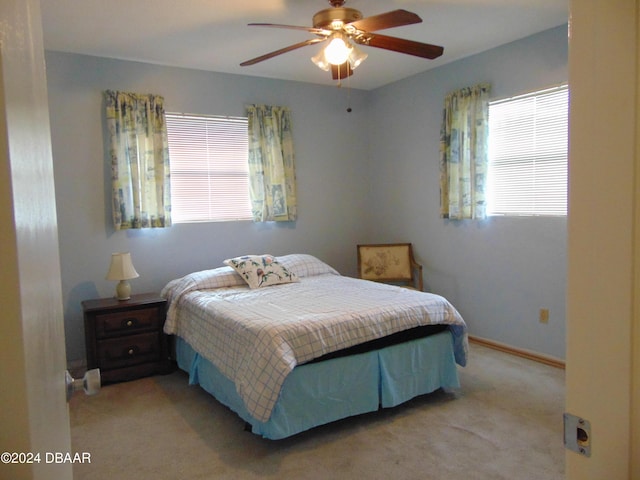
left=324, top=34, right=352, bottom=65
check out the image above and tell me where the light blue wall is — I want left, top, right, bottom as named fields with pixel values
left=367, top=25, right=568, bottom=358
left=46, top=24, right=568, bottom=365
left=46, top=52, right=371, bottom=365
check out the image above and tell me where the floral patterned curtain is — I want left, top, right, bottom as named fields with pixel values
left=439, top=83, right=491, bottom=219
left=104, top=90, right=171, bottom=229
left=246, top=104, right=297, bottom=222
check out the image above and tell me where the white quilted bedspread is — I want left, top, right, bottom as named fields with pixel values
left=163, top=268, right=467, bottom=422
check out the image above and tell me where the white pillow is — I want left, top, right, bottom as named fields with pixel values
left=276, top=254, right=340, bottom=277
left=224, top=254, right=299, bottom=289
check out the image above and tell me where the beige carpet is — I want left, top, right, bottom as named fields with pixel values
left=70, top=343, right=565, bottom=480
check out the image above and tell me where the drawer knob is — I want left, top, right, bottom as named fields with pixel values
left=128, top=348, right=134, bottom=355
left=126, top=320, right=133, bottom=327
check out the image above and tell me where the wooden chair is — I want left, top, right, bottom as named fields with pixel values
left=357, top=243, right=423, bottom=291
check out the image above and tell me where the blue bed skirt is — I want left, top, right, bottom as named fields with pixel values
left=176, top=330, right=460, bottom=439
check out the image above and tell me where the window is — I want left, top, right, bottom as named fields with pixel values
left=487, top=84, right=568, bottom=216
left=165, top=113, right=253, bottom=223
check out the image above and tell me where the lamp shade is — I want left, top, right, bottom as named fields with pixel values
left=311, top=51, right=331, bottom=71
left=347, top=44, right=368, bottom=70
left=106, top=253, right=139, bottom=280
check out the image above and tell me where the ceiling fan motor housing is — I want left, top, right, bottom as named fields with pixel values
left=313, top=7, right=363, bottom=29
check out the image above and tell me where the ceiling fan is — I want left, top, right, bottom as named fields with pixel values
left=240, top=0, right=444, bottom=81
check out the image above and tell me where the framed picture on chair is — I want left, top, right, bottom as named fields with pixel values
left=357, top=243, right=423, bottom=291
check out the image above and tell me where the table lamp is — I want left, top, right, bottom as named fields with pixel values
left=105, top=252, right=139, bottom=300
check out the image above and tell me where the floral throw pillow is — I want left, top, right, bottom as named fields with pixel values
left=224, top=254, right=299, bottom=289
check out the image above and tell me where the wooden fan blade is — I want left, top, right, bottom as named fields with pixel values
left=331, top=62, right=353, bottom=80
left=348, top=9, right=421, bottom=32
left=248, top=23, right=330, bottom=36
left=240, top=38, right=327, bottom=66
left=362, top=33, right=443, bottom=59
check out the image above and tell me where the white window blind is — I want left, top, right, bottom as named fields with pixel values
left=166, top=113, right=253, bottom=223
left=487, top=84, right=568, bottom=216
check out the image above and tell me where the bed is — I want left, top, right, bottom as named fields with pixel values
left=162, top=254, right=468, bottom=439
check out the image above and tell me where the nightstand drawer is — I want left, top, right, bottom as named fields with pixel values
left=97, top=332, right=161, bottom=370
left=95, top=307, right=162, bottom=338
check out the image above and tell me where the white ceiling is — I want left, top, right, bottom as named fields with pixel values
left=40, top=0, right=568, bottom=91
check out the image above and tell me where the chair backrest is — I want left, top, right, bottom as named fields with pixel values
left=357, top=243, right=423, bottom=291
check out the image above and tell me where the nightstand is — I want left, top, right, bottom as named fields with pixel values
left=82, top=293, right=170, bottom=384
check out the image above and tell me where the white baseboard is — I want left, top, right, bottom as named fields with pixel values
left=468, top=335, right=565, bottom=369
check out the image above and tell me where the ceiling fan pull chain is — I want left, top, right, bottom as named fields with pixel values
left=346, top=67, right=352, bottom=112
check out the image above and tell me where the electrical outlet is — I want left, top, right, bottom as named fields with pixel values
left=539, top=308, right=549, bottom=324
